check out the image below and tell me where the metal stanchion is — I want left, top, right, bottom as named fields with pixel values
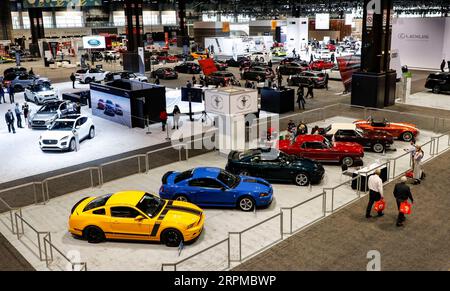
left=146, top=117, right=152, bottom=135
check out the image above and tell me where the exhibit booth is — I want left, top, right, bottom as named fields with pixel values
left=204, top=36, right=274, bottom=59
left=90, top=80, right=166, bottom=129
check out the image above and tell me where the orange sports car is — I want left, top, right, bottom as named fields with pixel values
left=353, top=117, right=419, bottom=142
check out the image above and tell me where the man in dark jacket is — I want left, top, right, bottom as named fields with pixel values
left=440, top=59, right=446, bottom=72
left=305, top=79, right=314, bottom=99
left=70, top=73, right=76, bottom=89
left=5, top=109, right=16, bottom=134
left=393, top=176, right=414, bottom=227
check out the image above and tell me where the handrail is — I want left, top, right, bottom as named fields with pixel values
left=43, top=232, right=87, bottom=271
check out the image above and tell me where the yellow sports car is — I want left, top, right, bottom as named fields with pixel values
left=68, top=191, right=205, bottom=247
left=191, top=52, right=209, bottom=60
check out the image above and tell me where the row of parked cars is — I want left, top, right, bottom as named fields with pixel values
left=67, top=117, right=420, bottom=247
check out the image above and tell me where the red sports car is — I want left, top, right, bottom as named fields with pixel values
left=310, top=60, right=335, bottom=71
left=278, top=135, right=364, bottom=167
left=326, top=44, right=336, bottom=52
left=353, top=117, right=419, bottom=142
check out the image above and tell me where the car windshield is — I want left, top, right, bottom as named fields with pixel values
left=355, top=128, right=365, bottom=137
left=34, top=84, right=52, bottom=92
left=50, top=121, right=74, bottom=131
left=323, top=138, right=333, bottom=148
left=38, top=103, right=60, bottom=113
left=324, top=125, right=332, bottom=133
left=217, top=170, right=240, bottom=188
left=136, top=193, right=165, bottom=217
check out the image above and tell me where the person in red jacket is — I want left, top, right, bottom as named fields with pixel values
left=160, top=110, right=168, bottom=132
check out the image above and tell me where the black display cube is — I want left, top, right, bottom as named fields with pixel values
left=122, top=51, right=152, bottom=73
left=384, top=70, right=397, bottom=107
left=260, top=87, right=295, bottom=114
left=351, top=72, right=386, bottom=108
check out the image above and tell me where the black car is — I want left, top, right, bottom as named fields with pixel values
left=174, top=62, right=202, bottom=74
left=205, top=72, right=236, bottom=86
left=280, top=57, right=302, bottom=65
left=278, top=61, right=310, bottom=76
left=225, top=149, right=325, bottom=187
left=287, top=71, right=326, bottom=88
left=425, top=72, right=450, bottom=94
left=242, top=66, right=275, bottom=81
left=226, top=56, right=251, bottom=68
left=4, top=66, right=27, bottom=78
left=151, top=67, right=179, bottom=80
left=215, top=61, right=228, bottom=71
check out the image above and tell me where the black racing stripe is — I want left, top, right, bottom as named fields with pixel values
left=167, top=200, right=174, bottom=206
left=158, top=206, right=171, bottom=220
left=150, top=223, right=161, bottom=237
left=166, top=206, right=202, bottom=216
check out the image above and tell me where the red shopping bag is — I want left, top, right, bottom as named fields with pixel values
left=406, top=170, right=413, bottom=179
left=374, top=199, right=386, bottom=212
left=400, top=201, right=412, bottom=215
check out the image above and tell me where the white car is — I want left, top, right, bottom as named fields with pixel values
left=24, top=83, right=58, bottom=105
left=103, top=50, right=121, bottom=60
left=39, top=115, right=95, bottom=152
left=75, top=68, right=110, bottom=84
left=250, top=52, right=271, bottom=63
left=104, top=71, right=148, bottom=82
left=313, top=49, right=331, bottom=60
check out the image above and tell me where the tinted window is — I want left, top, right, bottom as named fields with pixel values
left=111, top=207, right=141, bottom=218
left=83, top=194, right=113, bottom=212
left=303, top=142, right=324, bottom=149
left=19, top=75, right=29, bottom=80
left=93, top=208, right=106, bottom=215
left=175, top=170, right=194, bottom=184
left=189, top=178, right=223, bottom=189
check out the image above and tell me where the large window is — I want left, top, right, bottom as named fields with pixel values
left=202, top=13, right=217, bottom=22
left=143, top=11, right=159, bottom=25
left=161, top=11, right=177, bottom=25
left=113, top=11, right=125, bottom=26
left=43, top=12, right=53, bottom=29
left=55, top=11, right=83, bottom=28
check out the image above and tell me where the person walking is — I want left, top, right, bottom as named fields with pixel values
left=192, top=75, right=197, bottom=85
left=172, top=105, right=181, bottom=130
left=296, top=85, right=306, bottom=110
left=0, top=84, right=5, bottom=104
left=305, top=80, right=314, bottom=99
left=160, top=110, right=168, bottom=132
left=413, top=146, right=424, bottom=185
left=393, top=176, right=414, bottom=227
left=5, top=109, right=15, bottom=134
left=22, top=102, right=29, bottom=125
left=292, top=48, right=297, bottom=58
left=366, top=169, right=385, bottom=218
left=440, top=59, right=446, bottom=72
left=155, top=75, right=160, bottom=85
left=14, top=103, right=23, bottom=128
left=277, top=73, right=283, bottom=88
left=70, top=73, right=76, bottom=89
left=324, top=72, right=329, bottom=90
left=186, top=80, right=192, bottom=88
left=404, top=140, right=416, bottom=170
left=8, top=84, right=15, bottom=104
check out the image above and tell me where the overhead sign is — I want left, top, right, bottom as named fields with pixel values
left=315, top=14, right=330, bottom=30
left=83, top=36, right=106, bottom=49
left=24, top=0, right=102, bottom=8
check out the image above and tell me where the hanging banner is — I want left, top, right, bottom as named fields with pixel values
left=271, top=20, right=278, bottom=31
left=23, top=0, right=102, bottom=8
left=198, top=58, right=218, bottom=76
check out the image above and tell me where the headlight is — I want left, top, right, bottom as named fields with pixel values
left=259, top=193, right=270, bottom=198
left=60, top=136, right=69, bottom=141
left=187, top=223, right=196, bottom=229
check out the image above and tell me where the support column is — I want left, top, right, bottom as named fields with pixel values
left=177, top=0, right=189, bottom=51
left=0, top=0, right=13, bottom=41
left=351, top=0, right=395, bottom=108
left=28, top=8, right=45, bottom=57
left=124, top=0, right=144, bottom=53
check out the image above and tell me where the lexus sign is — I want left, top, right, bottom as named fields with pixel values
left=397, top=33, right=430, bottom=41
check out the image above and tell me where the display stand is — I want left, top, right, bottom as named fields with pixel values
left=204, top=87, right=258, bottom=156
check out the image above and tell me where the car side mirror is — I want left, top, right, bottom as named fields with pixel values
left=135, top=215, right=145, bottom=222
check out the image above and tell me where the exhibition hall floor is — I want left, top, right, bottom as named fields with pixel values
left=401, top=90, right=450, bottom=111
left=0, top=116, right=446, bottom=271
left=234, top=149, right=450, bottom=271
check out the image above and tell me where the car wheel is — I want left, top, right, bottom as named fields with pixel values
left=372, top=143, right=385, bottom=153
left=85, top=77, right=92, bottom=84
left=342, top=157, right=354, bottom=167
left=432, top=85, right=441, bottom=94
left=69, top=138, right=76, bottom=152
left=294, top=172, right=310, bottom=187
left=402, top=132, right=414, bottom=142
left=259, top=57, right=265, bottom=63
left=89, top=127, right=95, bottom=139
left=161, top=228, right=183, bottom=247
left=174, top=195, right=189, bottom=202
left=83, top=226, right=105, bottom=244
left=239, top=170, right=250, bottom=176
left=238, top=196, right=255, bottom=212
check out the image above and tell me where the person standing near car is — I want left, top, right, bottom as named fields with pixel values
left=413, top=146, right=424, bottom=185
left=5, top=109, right=15, bottom=133
left=366, top=169, right=384, bottom=218
left=155, top=75, right=160, bottom=85
left=440, top=59, right=446, bottom=72
left=393, top=176, right=414, bottom=227
left=172, top=105, right=181, bottom=130
left=297, top=85, right=306, bottom=110
left=277, top=73, right=283, bottom=88
left=8, top=84, right=14, bottom=104
left=0, top=84, right=5, bottom=104
left=324, top=72, right=329, bottom=91
left=70, top=72, right=76, bottom=89
left=305, top=79, right=314, bottom=99
left=160, top=110, right=168, bottom=132
left=14, top=103, right=23, bottom=128
left=22, top=102, right=29, bottom=125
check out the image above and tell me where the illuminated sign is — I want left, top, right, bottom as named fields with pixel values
left=24, top=0, right=102, bottom=9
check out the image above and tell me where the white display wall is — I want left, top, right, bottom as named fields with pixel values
left=286, top=18, right=309, bottom=54
left=391, top=17, right=450, bottom=70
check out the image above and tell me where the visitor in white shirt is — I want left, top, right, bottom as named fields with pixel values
left=365, top=169, right=384, bottom=218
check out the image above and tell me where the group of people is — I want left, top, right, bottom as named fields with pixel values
left=159, top=105, right=182, bottom=132
left=296, top=82, right=316, bottom=110
left=0, top=83, right=17, bottom=104
left=4, top=102, right=30, bottom=134
left=366, top=141, right=424, bottom=227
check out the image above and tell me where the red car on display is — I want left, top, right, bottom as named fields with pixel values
left=353, top=117, right=419, bottom=142
left=310, top=60, right=335, bottom=71
left=326, top=44, right=337, bottom=52
left=278, top=135, right=364, bottom=167
left=155, top=52, right=179, bottom=63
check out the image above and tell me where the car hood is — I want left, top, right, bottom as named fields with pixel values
left=31, top=113, right=57, bottom=121
left=235, top=177, right=272, bottom=193
left=40, top=130, right=72, bottom=140
left=333, top=141, right=364, bottom=153
left=35, top=90, right=57, bottom=96
left=159, top=201, right=203, bottom=226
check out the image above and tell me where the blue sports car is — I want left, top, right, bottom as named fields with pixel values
left=159, top=167, right=273, bottom=212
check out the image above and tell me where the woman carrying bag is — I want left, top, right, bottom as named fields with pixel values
left=172, top=105, right=181, bottom=130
